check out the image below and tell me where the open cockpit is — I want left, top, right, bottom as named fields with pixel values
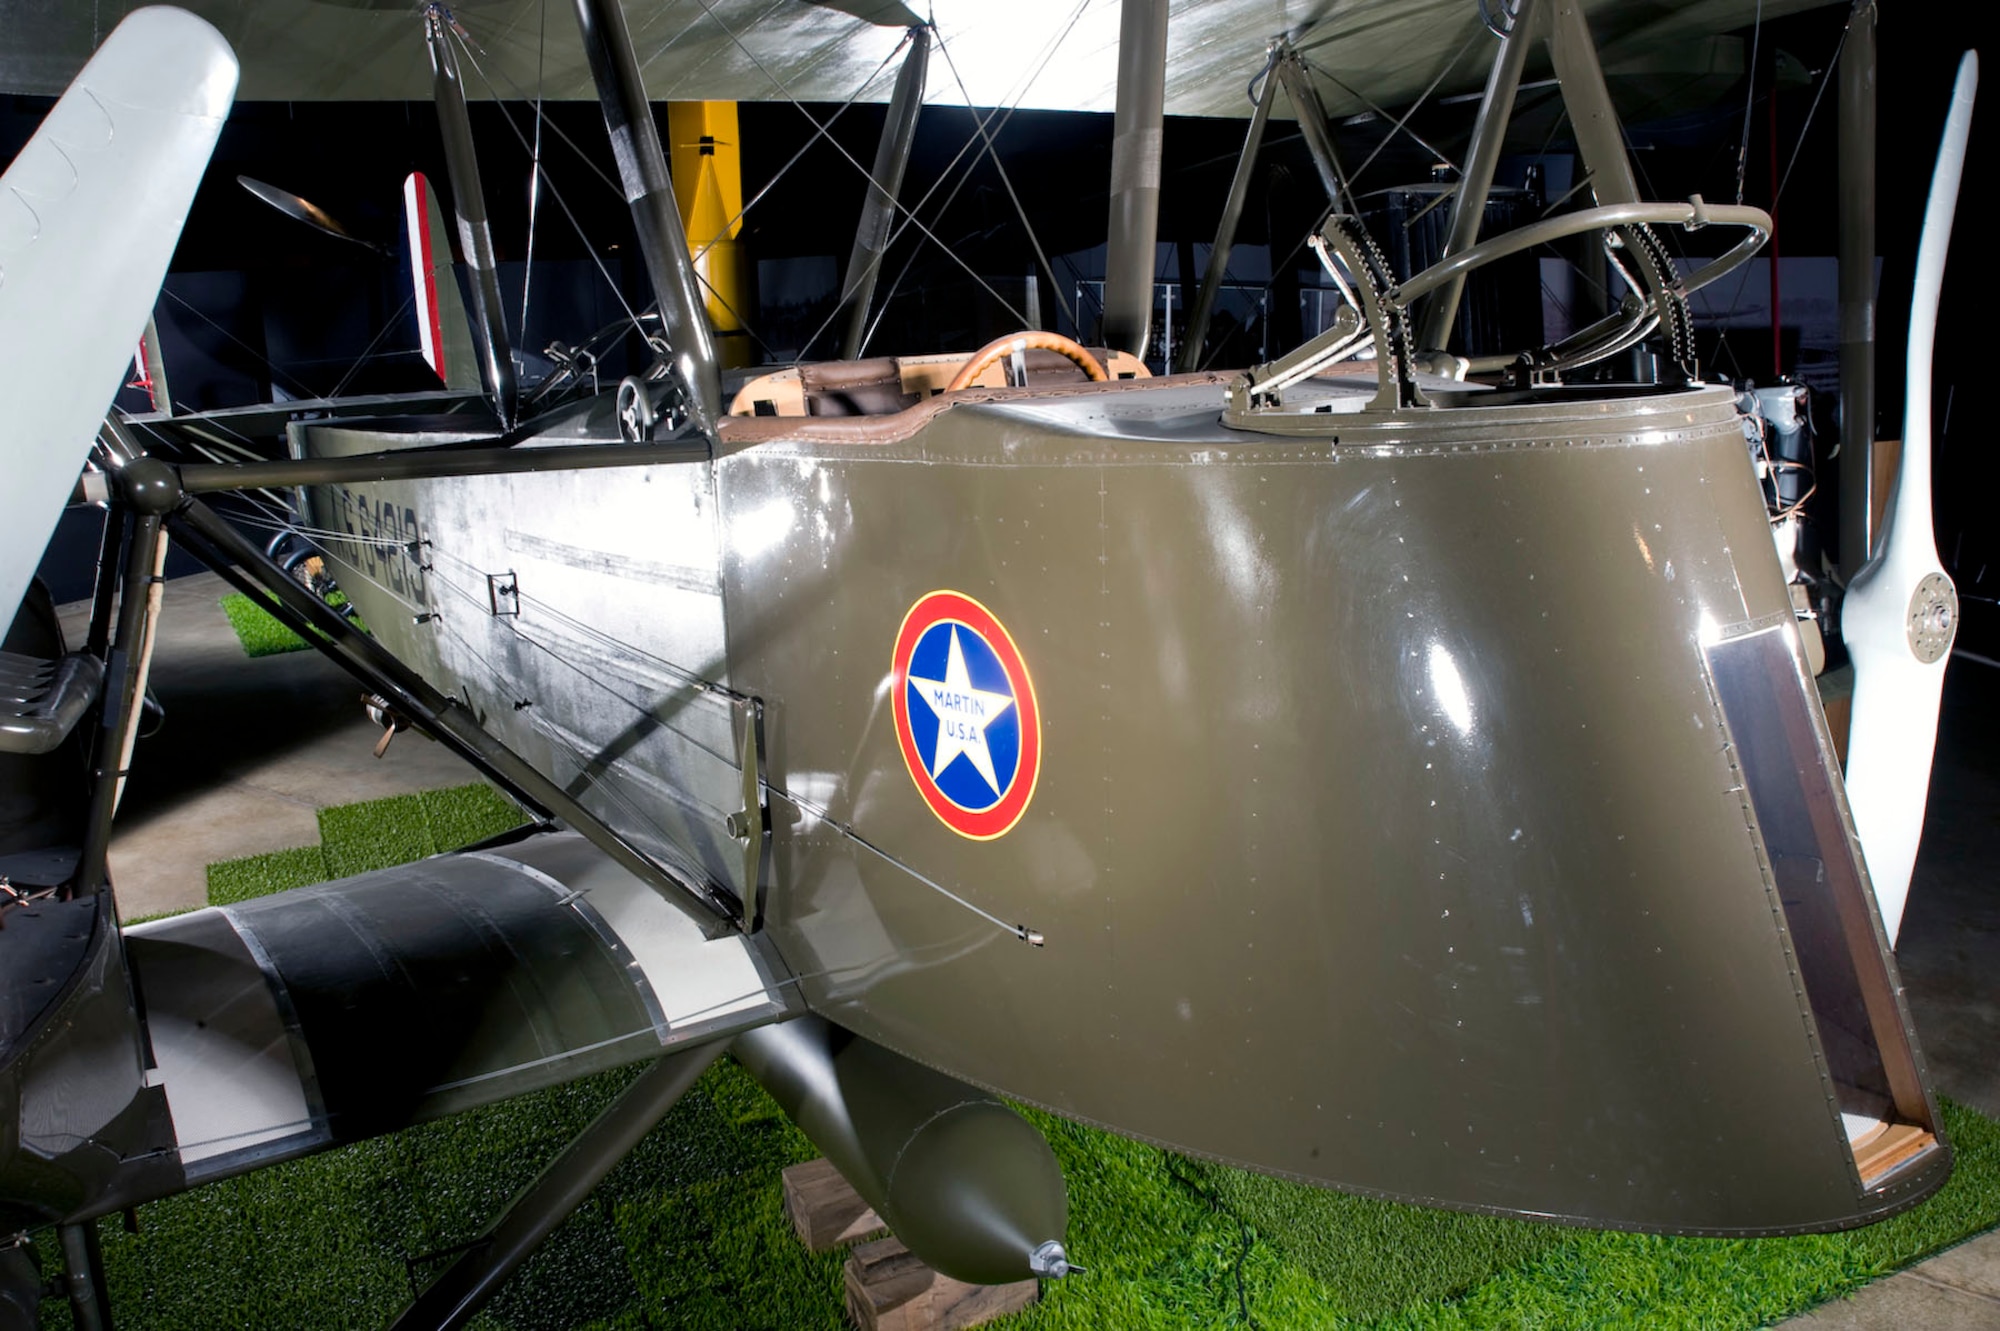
left=727, top=341, right=1150, bottom=419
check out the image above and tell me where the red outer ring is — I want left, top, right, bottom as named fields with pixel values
left=890, top=590, right=1041, bottom=840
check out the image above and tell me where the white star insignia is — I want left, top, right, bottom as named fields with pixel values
left=907, top=626, right=1016, bottom=799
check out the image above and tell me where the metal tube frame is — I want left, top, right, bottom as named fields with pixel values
left=839, top=27, right=932, bottom=361
left=174, top=439, right=707, bottom=494
left=58, top=1222, right=112, bottom=1331
left=163, top=494, right=737, bottom=938
left=1100, top=0, right=1170, bottom=359
left=1274, top=49, right=1355, bottom=215
left=1546, top=0, right=1639, bottom=206
left=1417, top=0, right=1541, bottom=352
left=1837, top=0, right=1877, bottom=575
left=1232, top=200, right=1770, bottom=412
left=388, top=1040, right=727, bottom=1331
left=83, top=506, right=125, bottom=660
left=70, top=511, right=164, bottom=900
left=1178, top=56, right=1278, bottom=373
left=1393, top=199, right=1770, bottom=307
left=571, top=0, right=723, bottom=436
left=425, top=6, right=520, bottom=430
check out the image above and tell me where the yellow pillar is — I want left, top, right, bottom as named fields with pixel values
left=666, top=101, right=752, bottom=368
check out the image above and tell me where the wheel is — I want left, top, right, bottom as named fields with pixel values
left=946, top=331, right=1108, bottom=392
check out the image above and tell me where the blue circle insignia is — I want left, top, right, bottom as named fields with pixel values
left=903, top=620, right=1023, bottom=812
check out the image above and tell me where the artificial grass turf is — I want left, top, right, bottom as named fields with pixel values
left=56, top=780, right=2000, bottom=1329
left=217, top=591, right=311, bottom=657
left=205, top=783, right=529, bottom=905
left=216, top=590, right=362, bottom=659
left=69, top=1077, right=2000, bottom=1330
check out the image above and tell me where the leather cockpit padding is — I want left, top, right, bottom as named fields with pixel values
left=716, top=369, right=1235, bottom=452
left=799, top=357, right=920, bottom=417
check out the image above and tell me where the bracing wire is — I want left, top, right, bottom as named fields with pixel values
left=448, top=28, right=650, bottom=342
left=689, top=35, right=913, bottom=267
left=1340, top=30, right=1483, bottom=195
left=449, top=17, right=788, bottom=366
left=857, top=0, right=1095, bottom=352
left=1735, top=0, right=1763, bottom=205
left=680, top=0, right=1030, bottom=330
left=931, top=27, right=1077, bottom=333
left=1712, top=2, right=1855, bottom=353
left=1303, top=56, right=1463, bottom=174
left=159, top=288, right=320, bottom=402
left=326, top=292, right=419, bottom=402
left=264, top=490, right=1043, bottom=943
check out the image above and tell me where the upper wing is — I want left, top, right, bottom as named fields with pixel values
left=0, top=0, right=1836, bottom=117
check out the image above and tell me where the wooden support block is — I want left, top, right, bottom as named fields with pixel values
left=843, top=1236, right=1039, bottom=1331
left=1853, top=1121, right=1937, bottom=1187
left=782, top=1158, right=888, bottom=1252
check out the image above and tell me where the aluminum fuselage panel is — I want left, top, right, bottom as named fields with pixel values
left=294, top=379, right=1943, bottom=1232
left=712, top=380, right=1938, bottom=1232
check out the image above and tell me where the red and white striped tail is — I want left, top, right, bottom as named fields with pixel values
left=404, top=172, right=449, bottom=384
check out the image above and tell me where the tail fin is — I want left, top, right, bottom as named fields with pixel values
left=402, top=171, right=479, bottom=392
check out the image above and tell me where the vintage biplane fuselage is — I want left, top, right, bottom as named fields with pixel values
left=279, top=365, right=1947, bottom=1235
left=3, top=0, right=1976, bottom=1319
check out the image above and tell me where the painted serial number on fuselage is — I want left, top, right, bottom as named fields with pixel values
left=324, top=486, right=428, bottom=602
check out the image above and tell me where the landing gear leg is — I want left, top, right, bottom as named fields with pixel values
left=57, top=1223, right=110, bottom=1331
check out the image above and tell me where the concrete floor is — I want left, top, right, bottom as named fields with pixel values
left=59, top=570, right=476, bottom=919
left=64, top=570, right=2000, bottom=1326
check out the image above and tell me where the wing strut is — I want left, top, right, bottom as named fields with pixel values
left=1272, top=47, right=1357, bottom=216
left=1836, top=2, right=1879, bottom=580
left=571, top=0, right=724, bottom=437
left=389, top=1040, right=728, bottom=1331
left=837, top=26, right=932, bottom=361
left=1177, top=49, right=1278, bottom=372
left=1409, top=0, right=1645, bottom=359
left=1100, top=0, right=1169, bottom=360
left=1415, top=0, right=1542, bottom=353
left=424, top=6, right=519, bottom=429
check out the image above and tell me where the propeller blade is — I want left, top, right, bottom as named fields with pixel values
left=238, top=174, right=385, bottom=254
left=0, top=8, right=239, bottom=634
left=1841, top=50, right=1978, bottom=947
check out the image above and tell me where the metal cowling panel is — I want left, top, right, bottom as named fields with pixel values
left=716, top=380, right=1951, bottom=1234
left=116, top=832, right=790, bottom=1207
left=223, top=854, right=661, bottom=1140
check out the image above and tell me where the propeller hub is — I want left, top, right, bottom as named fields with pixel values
left=1906, top=572, right=1958, bottom=665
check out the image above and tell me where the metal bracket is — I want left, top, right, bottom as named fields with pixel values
left=726, top=696, right=770, bottom=933
left=615, top=376, right=656, bottom=443
left=486, top=571, right=520, bottom=618
left=1226, top=214, right=1427, bottom=415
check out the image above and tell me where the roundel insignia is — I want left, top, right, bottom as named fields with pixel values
left=890, top=591, right=1041, bottom=840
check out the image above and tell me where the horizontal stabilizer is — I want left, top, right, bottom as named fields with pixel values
left=0, top=7, right=238, bottom=631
